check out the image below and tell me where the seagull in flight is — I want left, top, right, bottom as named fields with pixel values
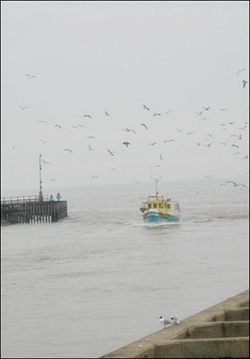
left=149, top=142, right=157, bottom=146
left=39, top=120, right=47, bottom=124
left=122, top=128, right=136, bottom=134
left=196, top=110, right=203, bottom=116
left=187, top=131, right=196, bottom=135
left=242, top=80, right=248, bottom=88
left=18, top=105, right=29, bottom=110
left=237, top=68, right=246, bottom=75
left=91, top=175, right=98, bottom=179
left=226, top=181, right=247, bottom=188
left=203, top=106, right=211, bottom=111
left=64, top=148, right=72, bottom=153
left=105, top=111, right=110, bottom=116
left=241, top=154, right=249, bottom=160
left=166, top=110, right=173, bottom=115
left=158, top=316, right=174, bottom=328
left=204, top=142, right=212, bottom=147
left=107, top=149, right=114, bottom=156
left=25, top=74, right=35, bottom=78
left=55, top=125, right=62, bottom=128
left=164, top=139, right=174, bottom=143
left=83, top=114, right=92, bottom=118
left=143, top=104, right=150, bottom=111
left=141, top=123, right=148, bottom=129
left=123, top=141, right=130, bottom=147
left=39, top=139, right=49, bottom=144
left=153, top=113, right=161, bottom=117
left=232, top=144, right=239, bottom=149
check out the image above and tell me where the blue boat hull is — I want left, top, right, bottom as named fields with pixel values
left=143, top=212, right=180, bottom=223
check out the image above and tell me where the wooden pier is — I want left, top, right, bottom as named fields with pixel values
left=1, top=195, right=68, bottom=225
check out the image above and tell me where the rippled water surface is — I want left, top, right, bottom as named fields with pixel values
left=1, top=178, right=249, bottom=358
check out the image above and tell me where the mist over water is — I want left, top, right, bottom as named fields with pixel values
left=1, top=178, right=249, bottom=358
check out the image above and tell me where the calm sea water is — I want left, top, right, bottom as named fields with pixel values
left=1, top=178, right=249, bottom=358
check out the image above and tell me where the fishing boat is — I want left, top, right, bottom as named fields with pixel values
left=140, top=179, right=180, bottom=223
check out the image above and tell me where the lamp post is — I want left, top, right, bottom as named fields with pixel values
left=39, top=154, right=43, bottom=202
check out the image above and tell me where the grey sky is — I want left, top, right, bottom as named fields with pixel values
left=1, top=1, right=249, bottom=192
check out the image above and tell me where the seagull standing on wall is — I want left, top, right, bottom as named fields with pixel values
left=158, top=316, right=174, bottom=328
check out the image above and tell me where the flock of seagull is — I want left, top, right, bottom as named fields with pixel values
left=14, top=69, right=249, bottom=187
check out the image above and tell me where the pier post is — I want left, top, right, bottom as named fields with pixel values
left=39, top=154, right=43, bottom=202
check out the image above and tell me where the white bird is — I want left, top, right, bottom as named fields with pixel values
left=203, top=106, right=211, bottom=111
left=141, top=123, right=148, bottom=129
left=159, top=316, right=174, bottom=328
left=143, top=104, right=150, bottom=111
left=166, top=110, right=173, bottom=115
left=25, top=74, right=36, bottom=78
left=64, top=148, right=72, bottom=153
left=83, top=114, right=92, bottom=118
left=105, top=111, right=110, bottom=116
left=170, top=315, right=181, bottom=324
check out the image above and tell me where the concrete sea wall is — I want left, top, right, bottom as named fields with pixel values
left=101, top=289, right=249, bottom=358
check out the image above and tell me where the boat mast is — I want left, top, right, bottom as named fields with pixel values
left=151, top=176, right=161, bottom=197
left=155, top=178, right=160, bottom=196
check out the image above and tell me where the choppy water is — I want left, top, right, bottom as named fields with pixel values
left=1, top=178, right=249, bottom=358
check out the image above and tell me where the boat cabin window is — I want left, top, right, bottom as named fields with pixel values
left=167, top=204, right=171, bottom=209
left=159, top=203, right=163, bottom=208
left=148, top=203, right=152, bottom=209
left=153, top=203, right=157, bottom=208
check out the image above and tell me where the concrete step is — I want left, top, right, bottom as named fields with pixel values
left=155, top=337, right=249, bottom=358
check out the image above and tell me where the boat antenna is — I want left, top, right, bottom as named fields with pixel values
left=151, top=176, right=161, bottom=196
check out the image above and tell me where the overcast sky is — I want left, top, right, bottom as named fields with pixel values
left=1, top=1, right=249, bottom=193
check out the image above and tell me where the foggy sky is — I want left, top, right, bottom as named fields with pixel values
left=1, top=1, right=249, bottom=193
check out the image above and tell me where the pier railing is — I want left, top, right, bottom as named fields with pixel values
left=1, top=195, right=49, bottom=205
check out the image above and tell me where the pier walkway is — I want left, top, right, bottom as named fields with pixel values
left=1, top=195, right=68, bottom=224
left=101, top=289, right=249, bottom=358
